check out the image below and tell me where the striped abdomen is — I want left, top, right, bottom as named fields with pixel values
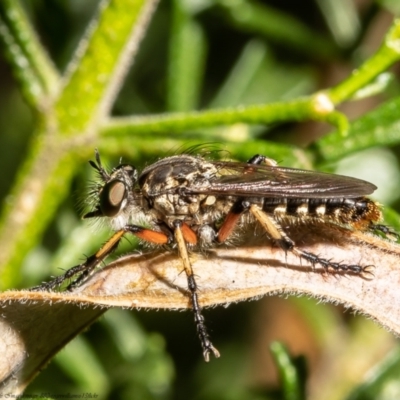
left=262, top=197, right=381, bottom=229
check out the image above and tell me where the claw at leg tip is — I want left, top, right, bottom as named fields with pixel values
left=203, top=345, right=220, bottom=362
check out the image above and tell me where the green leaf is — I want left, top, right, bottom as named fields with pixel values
left=167, top=0, right=206, bottom=111
left=270, top=341, right=305, bottom=400
left=346, top=346, right=400, bottom=400
left=218, top=0, right=337, bottom=59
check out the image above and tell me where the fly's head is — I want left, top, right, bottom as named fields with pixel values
left=84, top=150, right=140, bottom=229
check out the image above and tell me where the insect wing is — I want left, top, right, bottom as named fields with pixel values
left=185, top=161, right=377, bottom=199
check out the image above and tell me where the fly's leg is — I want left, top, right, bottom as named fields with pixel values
left=370, top=223, right=399, bottom=240
left=216, top=152, right=371, bottom=275
left=32, top=219, right=220, bottom=361
left=31, top=229, right=125, bottom=292
left=173, top=220, right=220, bottom=362
left=217, top=201, right=246, bottom=242
left=246, top=154, right=278, bottom=167
left=218, top=200, right=371, bottom=275
left=216, top=153, right=273, bottom=242
left=31, top=226, right=170, bottom=292
left=249, top=204, right=371, bottom=275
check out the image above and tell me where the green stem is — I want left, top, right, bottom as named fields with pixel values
left=101, top=19, right=400, bottom=140
left=0, top=0, right=59, bottom=108
left=101, top=95, right=336, bottom=136
left=0, top=0, right=159, bottom=289
left=0, top=135, right=79, bottom=289
left=55, top=0, right=160, bottom=135
left=329, top=19, right=400, bottom=103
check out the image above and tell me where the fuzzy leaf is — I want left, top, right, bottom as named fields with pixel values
left=1, top=227, right=400, bottom=394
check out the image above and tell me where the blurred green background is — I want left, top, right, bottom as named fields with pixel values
left=2, top=0, right=400, bottom=399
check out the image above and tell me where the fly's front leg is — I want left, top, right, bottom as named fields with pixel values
left=173, top=220, right=220, bottom=362
left=249, top=204, right=370, bottom=276
left=31, top=225, right=171, bottom=292
left=31, top=229, right=127, bottom=292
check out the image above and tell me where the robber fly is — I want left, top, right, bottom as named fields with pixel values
left=35, top=150, right=387, bottom=361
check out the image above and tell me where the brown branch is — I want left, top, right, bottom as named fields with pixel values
left=1, top=226, right=400, bottom=394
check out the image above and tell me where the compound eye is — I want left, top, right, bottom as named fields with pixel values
left=99, top=180, right=127, bottom=217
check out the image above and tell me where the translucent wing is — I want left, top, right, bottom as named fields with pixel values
left=185, top=161, right=376, bottom=199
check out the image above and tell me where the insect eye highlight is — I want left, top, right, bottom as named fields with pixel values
left=99, top=180, right=127, bottom=217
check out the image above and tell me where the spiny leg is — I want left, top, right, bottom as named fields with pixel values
left=31, top=225, right=170, bottom=292
left=173, top=220, right=220, bottom=361
left=30, top=229, right=126, bottom=292
left=249, top=204, right=370, bottom=275
left=370, top=223, right=399, bottom=240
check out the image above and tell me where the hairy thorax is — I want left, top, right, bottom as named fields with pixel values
left=139, top=155, right=233, bottom=227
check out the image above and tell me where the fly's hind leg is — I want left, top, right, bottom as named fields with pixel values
left=173, top=220, right=220, bottom=362
left=249, top=204, right=371, bottom=276
left=370, top=223, right=399, bottom=241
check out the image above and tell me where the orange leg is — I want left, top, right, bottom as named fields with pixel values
left=217, top=202, right=246, bottom=243
left=217, top=154, right=273, bottom=243
left=32, top=225, right=172, bottom=291
left=180, top=222, right=198, bottom=245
